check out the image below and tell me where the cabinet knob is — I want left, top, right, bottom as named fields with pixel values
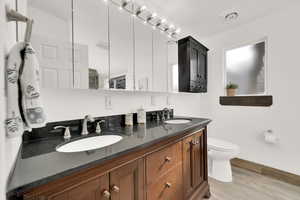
left=102, top=190, right=111, bottom=198
left=165, top=182, right=172, bottom=188
left=165, top=156, right=172, bottom=162
left=111, top=185, right=120, bottom=193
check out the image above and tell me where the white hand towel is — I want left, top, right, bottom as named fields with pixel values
left=20, top=43, right=46, bottom=130
left=6, top=42, right=25, bottom=138
left=5, top=42, right=46, bottom=138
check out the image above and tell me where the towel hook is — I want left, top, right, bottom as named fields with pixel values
left=6, top=5, right=33, bottom=43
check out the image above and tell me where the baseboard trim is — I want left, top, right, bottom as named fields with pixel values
left=231, top=158, right=300, bottom=187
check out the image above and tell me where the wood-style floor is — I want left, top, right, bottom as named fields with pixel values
left=209, top=167, right=300, bottom=200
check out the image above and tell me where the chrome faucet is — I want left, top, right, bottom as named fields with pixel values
left=81, top=115, right=95, bottom=136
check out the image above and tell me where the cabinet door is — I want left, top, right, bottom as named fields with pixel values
left=182, top=130, right=205, bottom=199
left=182, top=135, right=195, bottom=198
left=34, top=174, right=110, bottom=200
left=192, top=131, right=205, bottom=187
left=110, top=159, right=145, bottom=200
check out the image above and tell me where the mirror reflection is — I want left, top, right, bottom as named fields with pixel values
left=73, top=0, right=109, bottom=90
left=168, top=41, right=179, bottom=92
left=27, top=0, right=73, bottom=89
left=152, top=31, right=168, bottom=92
left=134, top=19, right=153, bottom=91
left=109, top=4, right=134, bottom=90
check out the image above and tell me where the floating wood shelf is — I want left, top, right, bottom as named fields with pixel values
left=219, top=95, right=273, bottom=107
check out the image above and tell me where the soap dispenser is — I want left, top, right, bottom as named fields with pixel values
left=137, top=107, right=146, bottom=124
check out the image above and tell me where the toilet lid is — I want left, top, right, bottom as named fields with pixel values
left=208, top=137, right=239, bottom=152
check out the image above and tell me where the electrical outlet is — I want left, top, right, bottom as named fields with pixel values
left=105, top=96, right=112, bottom=110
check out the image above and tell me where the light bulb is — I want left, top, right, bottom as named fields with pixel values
left=140, top=5, right=147, bottom=11
left=161, top=18, right=167, bottom=23
left=151, top=13, right=157, bottom=18
left=169, top=24, right=175, bottom=29
left=175, top=28, right=181, bottom=34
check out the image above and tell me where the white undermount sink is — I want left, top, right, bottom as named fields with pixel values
left=164, top=119, right=192, bottom=124
left=56, top=135, right=123, bottom=153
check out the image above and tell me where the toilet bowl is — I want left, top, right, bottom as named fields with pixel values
left=207, top=137, right=239, bottom=182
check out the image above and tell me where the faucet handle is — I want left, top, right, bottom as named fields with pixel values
left=95, top=120, right=106, bottom=134
left=54, top=126, right=71, bottom=140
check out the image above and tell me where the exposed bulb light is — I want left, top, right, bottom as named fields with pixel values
left=119, top=6, right=123, bottom=11
left=169, top=24, right=175, bottom=29
left=175, top=28, right=181, bottom=34
left=161, top=18, right=167, bottom=23
left=140, top=5, right=147, bottom=11
left=143, top=20, right=147, bottom=24
left=151, top=13, right=157, bottom=18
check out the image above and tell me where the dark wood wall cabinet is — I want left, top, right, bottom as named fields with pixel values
left=178, top=36, right=209, bottom=93
left=220, top=95, right=273, bottom=107
left=20, top=127, right=210, bottom=200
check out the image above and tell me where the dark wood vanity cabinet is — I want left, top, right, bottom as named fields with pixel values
left=110, top=159, right=145, bottom=200
left=178, top=36, right=209, bottom=93
left=22, top=128, right=209, bottom=200
left=183, top=130, right=208, bottom=199
left=24, top=160, right=144, bottom=200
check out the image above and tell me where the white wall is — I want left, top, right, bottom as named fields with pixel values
left=201, top=3, right=300, bottom=175
left=1, top=0, right=23, bottom=198
left=0, top=1, right=7, bottom=199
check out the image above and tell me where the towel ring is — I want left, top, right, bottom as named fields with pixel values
left=6, top=5, right=33, bottom=43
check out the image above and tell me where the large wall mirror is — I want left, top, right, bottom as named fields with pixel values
left=73, top=0, right=109, bottom=90
left=21, top=0, right=178, bottom=93
left=26, top=0, right=73, bottom=89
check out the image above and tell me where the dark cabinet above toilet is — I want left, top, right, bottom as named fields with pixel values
left=178, top=36, right=209, bottom=93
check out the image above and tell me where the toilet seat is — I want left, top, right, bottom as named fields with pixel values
left=208, top=137, right=239, bottom=152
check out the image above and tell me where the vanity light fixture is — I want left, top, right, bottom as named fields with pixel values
left=136, top=5, right=147, bottom=16
left=105, top=0, right=181, bottom=39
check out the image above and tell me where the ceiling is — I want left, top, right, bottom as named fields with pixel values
left=136, top=0, right=299, bottom=38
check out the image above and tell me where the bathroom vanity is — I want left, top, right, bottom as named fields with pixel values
left=7, top=117, right=211, bottom=200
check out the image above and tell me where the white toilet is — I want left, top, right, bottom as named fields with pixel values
left=207, top=137, right=239, bottom=182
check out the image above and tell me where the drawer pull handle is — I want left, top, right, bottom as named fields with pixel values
left=111, top=185, right=120, bottom=193
left=165, top=182, right=172, bottom=188
left=165, top=156, right=172, bottom=162
left=102, top=190, right=111, bottom=198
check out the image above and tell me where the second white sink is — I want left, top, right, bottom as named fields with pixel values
left=56, top=135, right=123, bottom=153
left=164, top=119, right=192, bottom=124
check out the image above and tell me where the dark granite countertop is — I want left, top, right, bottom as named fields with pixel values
left=7, top=117, right=211, bottom=198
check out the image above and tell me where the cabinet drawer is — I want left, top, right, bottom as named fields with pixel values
left=147, top=164, right=183, bottom=200
left=146, top=141, right=182, bottom=185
